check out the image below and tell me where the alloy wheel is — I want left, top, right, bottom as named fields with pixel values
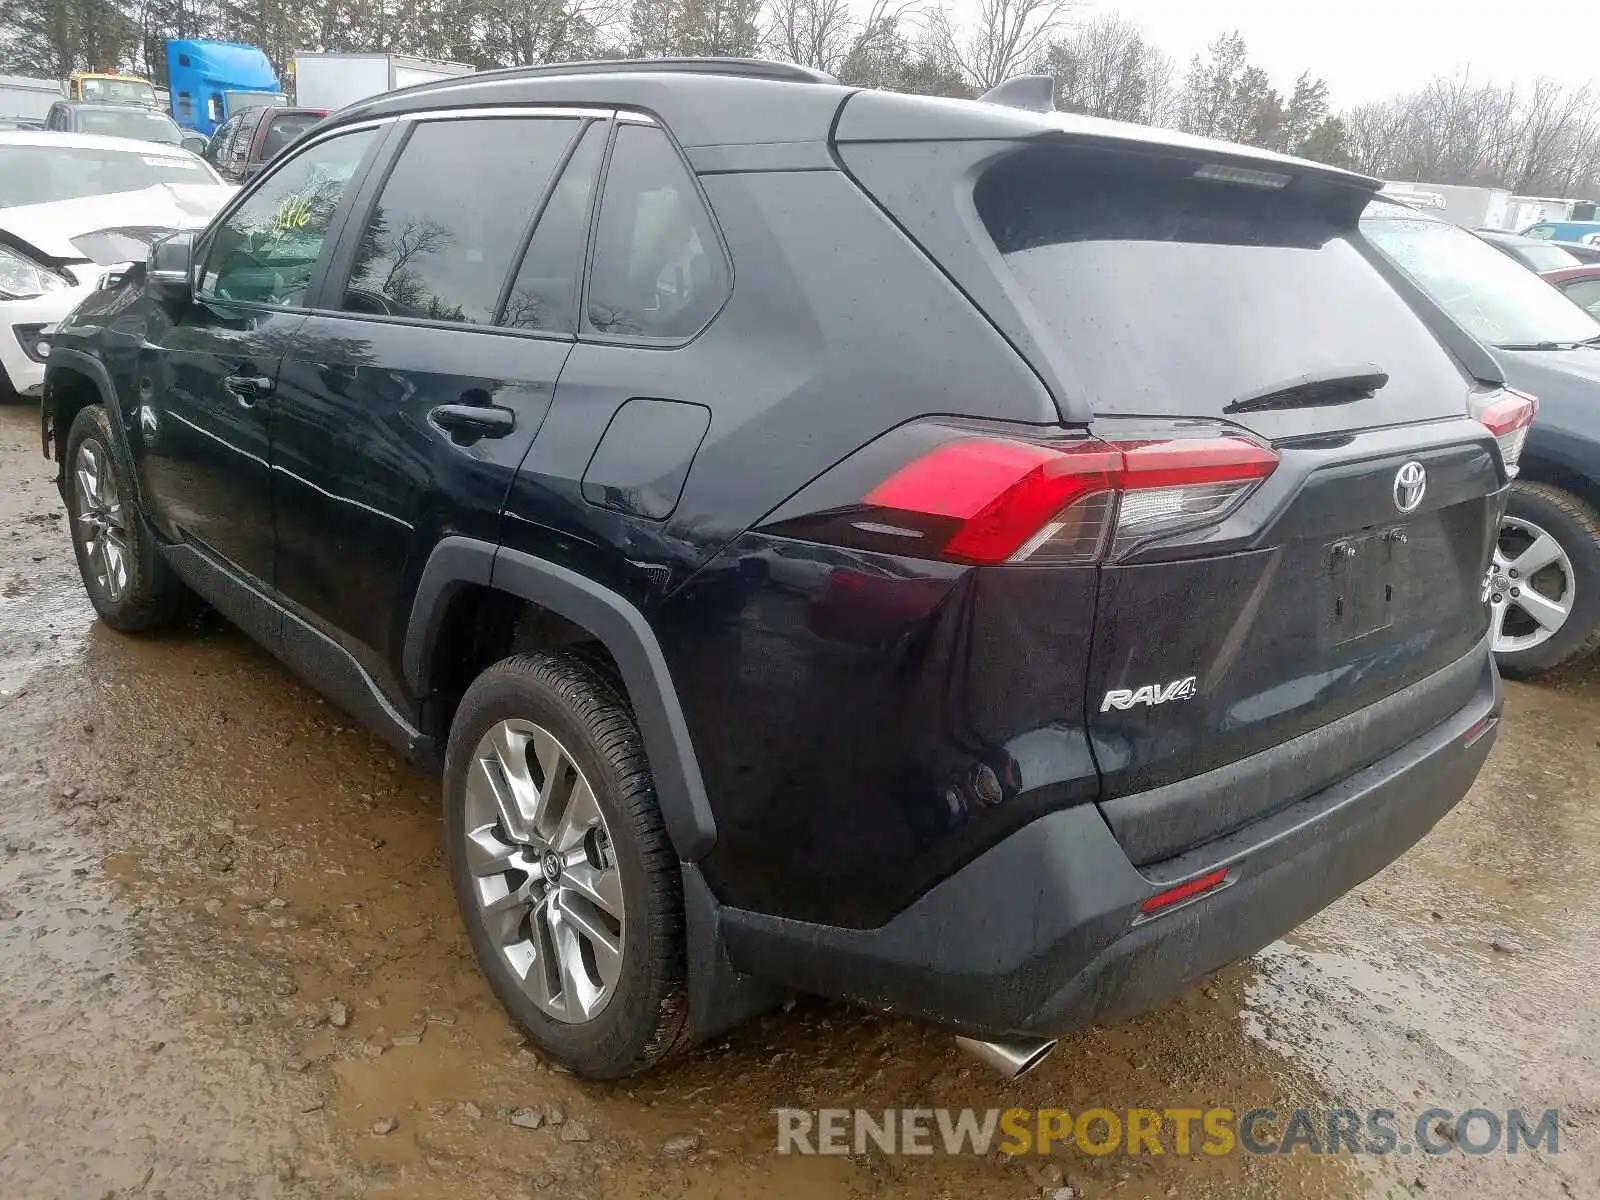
left=73, top=436, right=130, bottom=603
left=462, top=718, right=625, bottom=1023
left=1490, top=515, right=1575, bottom=654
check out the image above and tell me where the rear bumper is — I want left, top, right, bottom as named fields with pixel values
left=719, top=640, right=1500, bottom=1037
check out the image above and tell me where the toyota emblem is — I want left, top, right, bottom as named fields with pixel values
left=1393, top=461, right=1427, bottom=514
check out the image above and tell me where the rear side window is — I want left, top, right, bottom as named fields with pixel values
left=341, top=117, right=578, bottom=325
left=584, top=122, right=728, bottom=341
left=262, top=113, right=319, bottom=160
left=502, top=122, right=606, bottom=335
left=975, top=149, right=1468, bottom=419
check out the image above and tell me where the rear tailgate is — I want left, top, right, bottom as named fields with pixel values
left=840, top=130, right=1507, bottom=865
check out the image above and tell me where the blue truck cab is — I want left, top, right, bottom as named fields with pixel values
left=166, top=39, right=284, bottom=137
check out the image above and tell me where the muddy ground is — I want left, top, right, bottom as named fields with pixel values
left=2, top=398, right=1597, bottom=1200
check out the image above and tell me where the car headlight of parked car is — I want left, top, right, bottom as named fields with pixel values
left=0, top=244, right=69, bottom=301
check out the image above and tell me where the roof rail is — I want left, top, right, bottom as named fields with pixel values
left=494, top=57, right=837, bottom=86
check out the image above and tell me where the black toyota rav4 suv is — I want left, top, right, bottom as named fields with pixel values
left=41, top=59, right=1521, bottom=1080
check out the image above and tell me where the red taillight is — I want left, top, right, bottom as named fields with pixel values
left=857, top=435, right=1277, bottom=565
left=1139, top=867, right=1231, bottom=915
left=1475, top=388, right=1538, bottom=477
left=865, top=440, right=1120, bottom=563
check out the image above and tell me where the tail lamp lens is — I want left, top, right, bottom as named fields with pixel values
left=1474, top=388, right=1538, bottom=477
left=854, top=435, right=1278, bottom=565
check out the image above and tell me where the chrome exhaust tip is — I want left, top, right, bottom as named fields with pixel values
left=955, top=1034, right=1058, bottom=1079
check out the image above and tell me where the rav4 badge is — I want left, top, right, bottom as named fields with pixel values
left=1101, top=676, right=1199, bottom=713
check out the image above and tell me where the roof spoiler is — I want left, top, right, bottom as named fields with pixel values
left=979, top=75, right=1055, bottom=114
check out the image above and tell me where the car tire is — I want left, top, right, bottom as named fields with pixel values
left=63, top=404, right=193, bottom=633
left=443, top=652, right=689, bottom=1079
left=1492, top=481, right=1600, bottom=677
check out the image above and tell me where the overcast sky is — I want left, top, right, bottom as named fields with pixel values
left=954, top=0, right=1595, bottom=109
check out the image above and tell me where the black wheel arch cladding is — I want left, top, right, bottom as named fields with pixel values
left=407, top=537, right=717, bottom=863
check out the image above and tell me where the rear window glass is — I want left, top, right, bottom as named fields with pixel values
left=975, top=149, right=1467, bottom=419
left=1513, top=241, right=1580, bottom=272
left=261, top=113, right=319, bottom=159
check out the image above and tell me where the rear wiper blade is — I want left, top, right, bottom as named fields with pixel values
left=1225, top=365, right=1389, bottom=414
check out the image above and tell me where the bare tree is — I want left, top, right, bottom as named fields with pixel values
left=938, top=0, right=1073, bottom=93
left=1342, top=70, right=1600, bottom=196
left=766, top=0, right=919, bottom=77
left=765, top=0, right=851, bottom=70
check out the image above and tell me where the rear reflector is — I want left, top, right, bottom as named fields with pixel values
left=857, top=434, right=1277, bottom=565
left=1139, top=867, right=1231, bottom=915
left=1475, top=388, right=1538, bottom=477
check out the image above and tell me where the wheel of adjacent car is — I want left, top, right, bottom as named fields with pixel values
left=1491, top=481, right=1600, bottom=677
left=442, top=652, right=689, bottom=1079
left=63, top=404, right=192, bottom=633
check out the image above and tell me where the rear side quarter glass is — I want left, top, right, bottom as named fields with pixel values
left=582, top=121, right=730, bottom=343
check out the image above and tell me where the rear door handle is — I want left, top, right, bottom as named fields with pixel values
left=429, top=403, right=516, bottom=439
left=223, top=373, right=274, bottom=406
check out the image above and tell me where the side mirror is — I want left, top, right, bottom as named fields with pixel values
left=148, top=231, right=195, bottom=304
left=181, top=132, right=207, bottom=155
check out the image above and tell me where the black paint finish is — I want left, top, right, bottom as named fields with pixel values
left=270, top=314, right=569, bottom=707
left=137, top=299, right=300, bottom=587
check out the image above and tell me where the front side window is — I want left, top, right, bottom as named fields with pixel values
left=203, top=116, right=234, bottom=163
left=340, top=117, right=578, bottom=325
left=199, top=129, right=375, bottom=307
left=1363, top=201, right=1600, bottom=349
left=1523, top=224, right=1556, bottom=240
left=584, top=122, right=729, bottom=341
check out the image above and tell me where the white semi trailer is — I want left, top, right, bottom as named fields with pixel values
left=290, top=53, right=474, bottom=113
left=0, top=74, right=62, bottom=122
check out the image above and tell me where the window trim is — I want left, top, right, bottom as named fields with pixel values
left=192, top=120, right=397, bottom=316
left=576, top=114, right=734, bottom=350
left=304, top=108, right=606, bottom=341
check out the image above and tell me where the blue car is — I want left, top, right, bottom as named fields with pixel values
left=1522, top=219, right=1600, bottom=244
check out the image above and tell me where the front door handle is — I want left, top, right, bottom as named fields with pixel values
left=223, top=373, right=274, bottom=406
left=429, top=403, right=515, bottom=439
